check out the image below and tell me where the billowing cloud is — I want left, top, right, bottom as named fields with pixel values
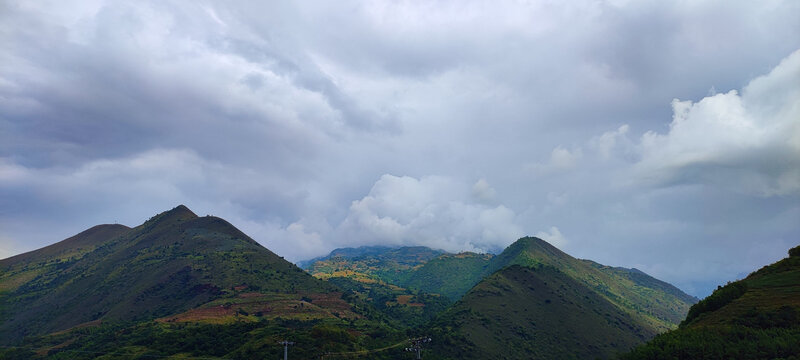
left=535, top=226, right=568, bottom=248
left=636, top=49, right=800, bottom=196
left=336, top=175, right=524, bottom=253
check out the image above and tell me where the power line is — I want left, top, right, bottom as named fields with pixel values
left=404, top=336, right=431, bottom=359
left=278, top=340, right=295, bottom=360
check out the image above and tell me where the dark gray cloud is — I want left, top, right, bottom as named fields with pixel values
left=1, top=0, right=798, bottom=297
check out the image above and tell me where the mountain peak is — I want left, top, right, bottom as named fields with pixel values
left=491, top=236, right=571, bottom=270
left=168, top=204, right=197, bottom=218
left=144, top=204, right=198, bottom=225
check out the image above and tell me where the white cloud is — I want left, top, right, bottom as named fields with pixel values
left=527, top=146, right=583, bottom=175
left=535, top=226, right=568, bottom=248
left=336, top=174, right=524, bottom=253
left=0, top=237, right=15, bottom=260
left=471, top=178, right=497, bottom=204
left=589, top=124, right=632, bottom=160
left=230, top=219, right=329, bottom=262
left=636, top=49, right=800, bottom=196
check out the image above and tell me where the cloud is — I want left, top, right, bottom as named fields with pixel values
left=0, top=149, right=320, bottom=256
left=636, top=49, right=800, bottom=196
left=471, top=178, right=497, bottom=204
left=589, top=125, right=633, bottom=161
left=336, top=175, right=524, bottom=253
left=535, top=226, right=568, bottom=248
left=527, top=146, right=583, bottom=176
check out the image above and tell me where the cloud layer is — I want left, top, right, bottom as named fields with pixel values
left=1, top=0, right=799, bottom=296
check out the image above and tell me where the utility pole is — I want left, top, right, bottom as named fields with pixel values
left=278, top=340, right=295, bottom=360
left=405, top=336, right=431, bottom=359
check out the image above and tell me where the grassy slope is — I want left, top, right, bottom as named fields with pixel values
left=416, top=237, right=697, bottom=359
left=328, top=276, right=452, bottom=328
left=621, top=246, right=800, bottom=359
left=399, top=252, right=495, bottom=300
left=489, top=237, right=696, bottom=332
left=309, top=237, right=695, bottom=328
left=427, top=265, right=653, bottom=360
left=306, top=246, right=445, bottom=285
left=0, top=206, right=414, bottom=359
left=306, top=246, right=496, bottom=301
left=0, top=205, right=333, bottom=343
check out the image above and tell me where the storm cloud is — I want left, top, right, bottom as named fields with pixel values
left=1, top=0, right=798, bottom=297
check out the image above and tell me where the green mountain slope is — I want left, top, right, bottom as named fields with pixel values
left=328, top=276, right=452, bottom=328
left=0, top=206, right=412, bottom=359
left=306, top=237, right=695, bottom=327
left=400, top=252, right=494, bottom=300
left=306, top=245, right=445, bottom=284
left=297, top=245, right=394, bottom=268
left=419, top=237, right=697, bottom=359
left=621, top=245, right=800, bottom=359
left=0, top=205, right=333, bottom=343
left=304, top=246, right=458, bottom=327
left=0, top=224, right=131, bottom=269
left=306, top=246, right=495, bottom=300
left=487, top=237, right=696, bottom=331
left=428, top=265, right=654, bottom=359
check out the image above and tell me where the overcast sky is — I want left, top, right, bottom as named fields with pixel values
left=1, top=0, right=798, bottom=297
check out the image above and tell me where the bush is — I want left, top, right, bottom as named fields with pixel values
left=789, top=245, right=800, bottom=258
left=681, top=281, right=747, bottom=326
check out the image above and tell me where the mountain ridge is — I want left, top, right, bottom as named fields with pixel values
left=0, top=224, right=131, bottom=267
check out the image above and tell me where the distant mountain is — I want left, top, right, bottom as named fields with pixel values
left=305, top=246, right=495, bottom=300
left=0, top=206, right=408, bottom=359
left=306, top=237, right=696, bottom=331
left=400, top=252, right=494, bottom=300
left=622, top=245, right=800, bottom=359
left=297, top=245, right=395, bottom=269
left=304, top=245, right=445, bottom=284
left=303, top=246, right=455, bottom=326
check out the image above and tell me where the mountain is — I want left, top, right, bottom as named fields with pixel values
left=297, top=245, right=395, bottom=269
left=423, top=237, right=698, bottom=359
left=0, top=224, right=131, bottom=268
left=428, top=265, right=654, bottom=359
left=0, top=205, right=334, bottom=342
left=486, top=237, right=697, bottom=332
left=304, top=246, right=455, bottom=326
left=400, top=252, right=494, bottom=300
left=306, top=239, right=696, bottom=327
left=305, top=246, right=495, bottom=300
left=0, top=206, right=408, bottom=359
left=621, top=245, right=800, bottom=359
left=305, top=245, right=445, bottom=284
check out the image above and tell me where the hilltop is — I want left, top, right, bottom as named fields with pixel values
left=621, top=245, right=800, bottom=359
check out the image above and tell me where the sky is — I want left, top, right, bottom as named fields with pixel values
left=1, top=0, right=798, bottom=297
